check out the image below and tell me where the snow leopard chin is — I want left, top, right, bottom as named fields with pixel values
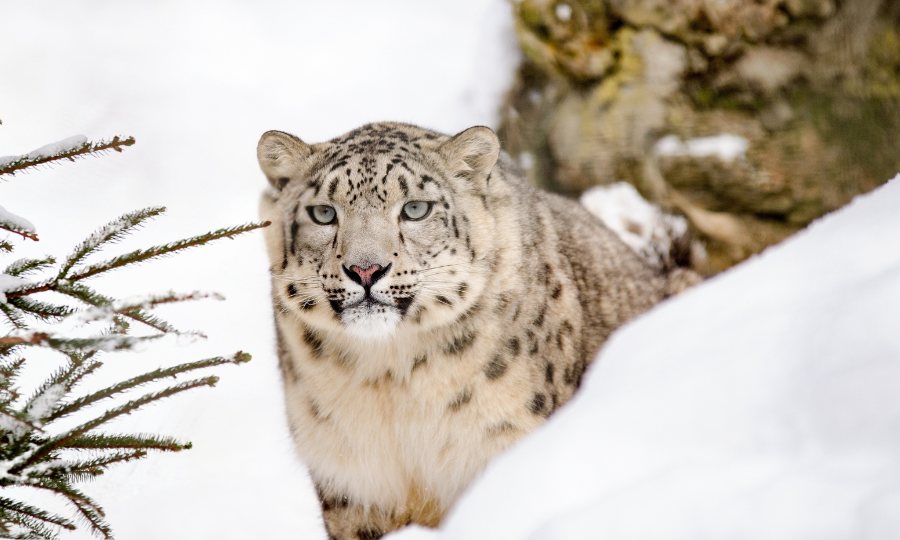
left=340, top=307, right=400, bottom=340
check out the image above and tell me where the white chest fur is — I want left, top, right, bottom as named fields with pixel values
left=277, top=314, right=537, bottom=512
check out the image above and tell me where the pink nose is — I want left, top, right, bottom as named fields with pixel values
left=348, top=264, right=383, bottom=287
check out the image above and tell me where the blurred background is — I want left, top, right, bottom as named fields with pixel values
left=501, top=0, right=900, bottom=272
left=2, top=0, right=898, bottom=538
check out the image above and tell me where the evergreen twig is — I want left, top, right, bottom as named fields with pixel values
left=0, top=136, right=135, bottom=177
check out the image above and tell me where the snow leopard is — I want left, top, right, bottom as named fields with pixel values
left=257, top=122, right=699, bottom=539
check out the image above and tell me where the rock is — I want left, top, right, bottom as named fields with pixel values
left=547, top=28, right=686, bottom=190
left=502, top=0, right=900, bottom=271
left=727, top=47, right=807, bottom=95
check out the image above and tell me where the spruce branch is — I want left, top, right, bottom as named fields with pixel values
left=1, top=331, right=164, bottom=354
left=58, top=207, right=165, bottom=278
left=5, top=257, right=56, bottom=278
left=64, top=433, right=189, bottom=452
left=23, top=481, right=111, bottom=539
left=48, top=351, right=250, bottom=422
left=0, top=304, right=28, bottom=330
left=0, top=221, right=38, bottom=242
left=12, top=377, right=220, bottom=474
left=56, top=283, right=181, bottom=335
left=0, top=497, right=76, bottom=532
left=6, top=298, right=74, bottom=322
left=2, top=217, right=269, bottom=303
left=68, top=220, right=271, bottom=281
left=0, top=136, right=135, bottom=178
left=39, top=450, right=148, bottom=481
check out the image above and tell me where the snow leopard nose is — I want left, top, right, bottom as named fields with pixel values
left=343, top=263, right=390, bottom=288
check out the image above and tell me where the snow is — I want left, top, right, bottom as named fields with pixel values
left=389, top=175, right=900, bottom=540
left=0, top=204, right=37, bottom=233
left=3, top=1, right=897, bottom=539
left=25, top=383, right=66, bottom=423
left=74, top=290, right=224, bottom=325
left=0, top=135, right=88, bottom=168
left=654, top=133, right=749, bottom=161
left=0, top=272, right=29, bottom=304
left=580, top=182, right=688, bottom=269
left=1, top=2, right=518, bottom=538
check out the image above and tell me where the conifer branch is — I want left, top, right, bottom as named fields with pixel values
left=23, top=481, right=111, bottom=539
left=1, top=130, right=263, bottom=538
left=0, top=136, right=135, bottom=178
left=58, top=207, right=165, bottom=277
left=0, top=498, right=76, bottom=531
left=56, top=283, right=181, bottom=335
left=12, top=377, right=219, bottom=474
left=48, top=351, right=249, bottom=422
left=0, top=223, right=38, bottom=242
left=2, top=218, right=269, bottom=301
left=6, top=298, right=73, bottom=321
left=69, top=221, right=271, bottom=281
left=0, top=304, right=28, bottom=330
left=5, top=257, right=56, bottom=278
left=64, top=433, right=189, bottom=452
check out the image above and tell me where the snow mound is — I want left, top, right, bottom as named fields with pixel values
left=580, top=182, right=691, bottom=270
left=391, top=174, right=900, bottom=540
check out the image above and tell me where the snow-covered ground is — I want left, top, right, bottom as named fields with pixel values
left=4, top=2, right=899, bottom=540
left=392, top=175, right=900, bottom=540
left=1, top=2, right=518, bottom=538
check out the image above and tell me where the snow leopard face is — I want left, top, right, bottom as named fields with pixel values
left=258, top=122, right=500, bottom=340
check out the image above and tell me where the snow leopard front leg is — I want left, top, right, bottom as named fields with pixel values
left=315, top=484, right=410, bottom=540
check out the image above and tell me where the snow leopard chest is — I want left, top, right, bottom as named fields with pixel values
left=275, top=298, right=581, bottom=511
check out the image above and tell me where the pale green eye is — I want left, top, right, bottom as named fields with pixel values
left=307, top=205, right=337, bottom=225
left=401, top=201, right=433, bottom=221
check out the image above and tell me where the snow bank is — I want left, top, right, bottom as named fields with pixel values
left=391, top=175, right=900, bottom=540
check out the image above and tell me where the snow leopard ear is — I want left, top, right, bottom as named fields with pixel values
left=439, top=126, right=500, bottom=183
left=257, top=130, right=314, bottom=191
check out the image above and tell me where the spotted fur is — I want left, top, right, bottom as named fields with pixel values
left=258, top=122, right=699, bottom=539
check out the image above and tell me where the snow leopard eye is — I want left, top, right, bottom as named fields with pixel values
left=307, top=205, right=337, bottom=225
left=401, top=201, right=433, bottom=221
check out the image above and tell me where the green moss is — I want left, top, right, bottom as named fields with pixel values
left=863, top=27, right=900, bottom=98
left=791, top=87, right=897, bottom=207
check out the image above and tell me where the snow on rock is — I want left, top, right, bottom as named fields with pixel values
left=555, top=3, right=572, bottom=21
left=654, top=133, right=748, bottom=161
left=0, top=135, right=88, bottom=168
left=580, top=182, right=690, bottom=270
left=391, top=174, right=900, bottom=540
left=0, top=204, right=37, bottom=233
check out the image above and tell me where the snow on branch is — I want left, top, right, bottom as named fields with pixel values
left=0, top=204, right=38, bottom=241
left=0, top=135, right=135, bottom=177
